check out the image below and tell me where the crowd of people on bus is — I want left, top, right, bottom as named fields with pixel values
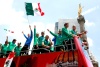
left=0, top=23, right=87, bottom=58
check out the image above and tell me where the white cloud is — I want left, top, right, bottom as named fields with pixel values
left=0, top=0, right=55, bottom=50
left=82, top=6, right=99, bottom=15
left=0, top=0, right=27, bottom=25
left=85, top=20, right=95, bottom=27
left=87, top=37, right=93, bottom=47
left=0, top=0, right=28, bottom=46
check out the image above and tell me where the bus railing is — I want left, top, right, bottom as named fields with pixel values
left=0, top=39, right=76, bottom=58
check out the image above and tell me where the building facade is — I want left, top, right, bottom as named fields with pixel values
left=55, top=19, right=80, bottom=34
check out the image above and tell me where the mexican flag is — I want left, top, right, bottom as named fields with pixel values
left=4, top=52, right=15, bottom=67
left=25, top=2, right=44, bottom=16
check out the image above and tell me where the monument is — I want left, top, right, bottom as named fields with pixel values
left=77, top=4, right=89, bottom=48
left=77, top=4, right=99, bottom=67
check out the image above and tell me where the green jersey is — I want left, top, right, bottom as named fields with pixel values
left=14, top=46, right=22, bottom=56
left=43, top=39, right=50, bottom=46
left=38, top=36, right=45, bottom=46
left=1, top=44, right=8, bottom=54
left=34, top=28, right=39, bottom=45
left=43, top=39, right=54, bottom=51
left=70, top=30, right=77, bottom=35
left=7, top=42, right=16, bottom=51
left=50, top=31, right=62, bottom=46
left=62, top=27, right=73, bottom=41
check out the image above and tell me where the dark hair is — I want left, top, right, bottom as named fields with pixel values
left=64, top=23, right=69, bottom=27
left=83, top=39, right=87, bottom=42
left=41, top=31, right=44, bottom=34
left=19, top=42, right=21, bottom=44
left=72, top=25, right=76, bottom=27
left=45, top=35, right=49, bottom=38
left=5, top=41, right=8, bottom=43
left=59, top=29, right=61, bottom=32
left=13, top=39, right=16, bottom=41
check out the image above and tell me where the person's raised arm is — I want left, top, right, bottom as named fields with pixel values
left=82, top=31, right=87, bottom=34
left=34, top=25, right=36, bottom=45
left=77, top=31, right=87, bottom=37
left=34, top=25, right=36, bottom=37
left=22, top=31, right=28, bottom=39
left=47, top=29, right=57, bottom=37
left=29, top=25, right=32, bottom=30
left=29, top=25, right=33, bottom=38
left=6, top=36, right=8, bottom=42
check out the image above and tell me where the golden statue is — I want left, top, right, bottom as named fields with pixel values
left=78, top=4, right=83, bottom=17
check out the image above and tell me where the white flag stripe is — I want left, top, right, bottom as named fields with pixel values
left=32, top=3, right=41, bottom=16
left=32, top=3, right=38, bottom=10
left=4, top=58, right=13, bottom=67
left=4, top=52, right=15, bottom=67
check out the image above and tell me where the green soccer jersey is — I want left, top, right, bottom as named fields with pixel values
left=7, top=42, right=16, bottom=51
left=38, top=36, right=45, bottom=46
left=62, top=27, right=73, bottom=41
left=43, top=39, right=54, bottom=51
left=50, top=31, right=62, bottom=46
left=1, top=44, right=8, bottom=55
left=43, top=39, right=50, bottom=46
left=70, top=30, right=77, bottom=35
left=34, top=28, right=39, bottom=46
left=14, top=46, right=22, bottom=56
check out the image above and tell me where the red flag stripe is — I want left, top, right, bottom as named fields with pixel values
left=8, top=52, right=15, bottom=59
left=38, top=3, right=44, bottom=16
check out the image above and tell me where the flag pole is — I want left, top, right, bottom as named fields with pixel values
left=26, top=15, right=30, bottom=25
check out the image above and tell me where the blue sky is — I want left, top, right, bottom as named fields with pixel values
left=0, top=0, right=100, bottom=66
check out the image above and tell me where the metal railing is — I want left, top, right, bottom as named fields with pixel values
left=0, top=39, right=77, bottom=58
left=54, top=45, right=65, bottom=51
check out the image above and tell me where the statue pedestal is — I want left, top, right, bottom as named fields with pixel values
left=77, top=15, right=85, bottom=22
left=77, top=15, right=87, bottom=42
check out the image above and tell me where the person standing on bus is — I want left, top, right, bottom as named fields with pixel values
left=1, top=36, right=9, bottom=57
left=47, top=29, right=63, bottom=51
left=33, top=25, right=39, bottom=49
left=7, top=39, right=17, bottom=56
left=14, top=42, right=22, bottom=56
left=38, top=31, right=45, bottom=48
left=62, top=23, right=74, bottom=41
left=42, top=35, right=53, bottom=51
left=21, top=25, right=33, bottom=55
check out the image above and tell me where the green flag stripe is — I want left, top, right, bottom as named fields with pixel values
left=25, top=3, right=34, bottom=15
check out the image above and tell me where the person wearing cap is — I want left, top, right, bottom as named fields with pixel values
left=14, top=42, right=22, bottom=56
left=38, top=31, right=45, bottom=48
left=33, top=25, right=39, bottom=49
left=21, top=25, right=33, bottom=55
